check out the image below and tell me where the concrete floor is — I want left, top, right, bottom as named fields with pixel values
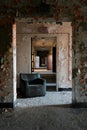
left=0, top=106, right=87, bottom=130
left=16, top=91, right=72, bottom=108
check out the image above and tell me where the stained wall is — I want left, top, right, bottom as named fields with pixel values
left=72, top=22, right=87, bottom=103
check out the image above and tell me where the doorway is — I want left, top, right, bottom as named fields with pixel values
left=31, top=37, right=57, bottom=91
left=31, top=37, right=56, bottom=73
left=13, top=21, right=72, bottom=106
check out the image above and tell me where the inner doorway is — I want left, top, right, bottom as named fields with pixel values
left=31, top=37, right=56, bottom=73
left=31, top=37, right=57, bottom=91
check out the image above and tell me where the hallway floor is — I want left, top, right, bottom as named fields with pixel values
left=16, top=91, right=72, bottom=108
left=0, top=106, right=87, bottom=130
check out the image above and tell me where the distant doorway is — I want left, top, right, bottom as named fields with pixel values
left=31, top=37, right=56, bottom=74
left=52, top=47, right=56, bottom=72
left=31, top=37, right=57, bottom=91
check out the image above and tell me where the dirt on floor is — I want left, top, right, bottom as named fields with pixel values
left=0, top=106, right=87, bottom=130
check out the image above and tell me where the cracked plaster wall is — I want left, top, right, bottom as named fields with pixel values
left=0, top=47, right=13, bottom=103
left=72, top=22, right=87, bottom=103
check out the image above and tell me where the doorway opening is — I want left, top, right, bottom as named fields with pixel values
left=31, top=37, right=56, bottom=73
left=13, top=21, right=72, bottom=107
left=31, top=37, right=57, bottom=91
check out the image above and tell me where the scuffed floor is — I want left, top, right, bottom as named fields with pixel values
left=16, top=91, right=72, bottom=108
left=0, top=106, right=87, bottom=130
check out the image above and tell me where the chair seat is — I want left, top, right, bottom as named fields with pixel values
left=20, top=73, right=46, bottom=98
left=26, top=84, right=46, bottom=98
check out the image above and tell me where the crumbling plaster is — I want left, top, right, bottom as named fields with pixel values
left=72, top=21, right=87, bottom=103
left=0, top=47, right=13, bottom=103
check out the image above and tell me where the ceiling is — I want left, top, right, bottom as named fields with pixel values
left=0, top=0, right=87, bottom=18
left=32, top=37, right=56, bottom=51
left=0, top=0, right=87, bottom=26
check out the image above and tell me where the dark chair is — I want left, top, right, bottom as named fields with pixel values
left=20, top=73, right=46, bottom=98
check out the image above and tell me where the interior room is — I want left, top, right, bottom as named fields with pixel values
left=15, top=21, right=72, bottom=105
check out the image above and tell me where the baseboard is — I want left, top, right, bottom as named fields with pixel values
left=58, top=88, right=72, bottom=91
left=48, top=103, right=87, bottom=108
left=72, top=103, right=87, bottom=108
left=0, top=103, right=13, bottom=108
left=0, top=102, right=87, bottom=108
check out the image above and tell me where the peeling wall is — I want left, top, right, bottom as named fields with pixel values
left=72, top=22, right=87, bottom=103
left=0, top=47, right=13, bottom=103
left=57, top=33, right=72, bottom=88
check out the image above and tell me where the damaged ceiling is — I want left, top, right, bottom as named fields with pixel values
left=0, top=0, right=87, bottom=25
left=32, top=37, right=56, bottom=51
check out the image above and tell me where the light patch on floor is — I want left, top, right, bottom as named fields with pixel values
left=33, top=69, right=55, bottom=74
left=16, top=91, right=72, bottom=108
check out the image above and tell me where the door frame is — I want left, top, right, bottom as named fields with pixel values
left=13, top=21, right=72, bottom=106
